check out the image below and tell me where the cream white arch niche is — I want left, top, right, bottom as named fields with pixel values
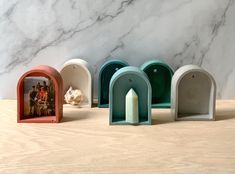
left=60, top=59, right=93, bottom=108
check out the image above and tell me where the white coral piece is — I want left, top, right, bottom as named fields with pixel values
left=64, top=86, right=83, bottom=106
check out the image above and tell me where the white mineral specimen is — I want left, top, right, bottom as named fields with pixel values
left=64, top=86, right=83, bottom=106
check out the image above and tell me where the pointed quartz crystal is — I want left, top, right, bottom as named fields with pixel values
left=125, top=88, right=139, bottom=124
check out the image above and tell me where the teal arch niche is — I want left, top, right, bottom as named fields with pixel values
left=140, top=60, right=174, bottom=108
left=109, top=66, right=152, bottom=125
left=98, top=59, right=129, bottom=108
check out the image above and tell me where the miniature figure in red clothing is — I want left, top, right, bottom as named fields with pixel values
left=36, top=86, right=49, bottom=116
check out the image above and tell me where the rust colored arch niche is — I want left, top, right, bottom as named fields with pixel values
left=17, top=65, right=63, bottom=123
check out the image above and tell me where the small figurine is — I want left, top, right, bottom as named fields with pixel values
left=64, top=86, right=83, bottom=106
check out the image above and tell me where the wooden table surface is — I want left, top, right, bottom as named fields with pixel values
left=0, top=100, right=235, bottom=174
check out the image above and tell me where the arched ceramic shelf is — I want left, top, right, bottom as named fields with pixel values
left=109, top=66, right=152, bottom=125
left=140, top=60, right=174, bottom=108
left=98, top=59, right=129, bottom=108
left=171, top=65, right=216, bottom=121
left=60, top=59, right=93, bottom=108
left=17, top=65, right=63, bottom=123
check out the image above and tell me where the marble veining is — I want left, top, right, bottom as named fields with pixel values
left=0, top=0, right=235, bottom=99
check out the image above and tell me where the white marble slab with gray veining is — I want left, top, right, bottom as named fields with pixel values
left=0, top=0, right=234, bottom=99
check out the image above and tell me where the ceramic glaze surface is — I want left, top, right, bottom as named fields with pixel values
left=0, top=0, right=235, bottom=99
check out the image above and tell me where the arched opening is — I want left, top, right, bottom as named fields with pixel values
left=141, top=60, right=173, bottom=108
left=17, top=65, right=63, bottom=123
left=110, top=67, right=152, bottom=125
left=172, top=65, right=216, bottom=120
left=98, top=59, right=129, bottom=108
left=178, top=71, right=211, bottom=118
left=60, top=59, right=93, bottom=108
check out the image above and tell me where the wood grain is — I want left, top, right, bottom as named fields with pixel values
left=0, top=100, right=235, bottom=174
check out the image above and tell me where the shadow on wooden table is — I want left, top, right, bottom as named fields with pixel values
left=215, top=108, right=235, bottom=121
left=151, top=109, right=175, bottom=125
left=62, top=109, right=92, bottom=122
left=151, top=104, right=235, bottom=124
left=214, top=100, right=235, bottom=121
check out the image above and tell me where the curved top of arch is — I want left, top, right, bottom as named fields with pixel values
left=140, top=59, right=174, bottom=75
left=60, top=58, right=93, bottom=79
left=172, top=65, right=216, bottom=89
left=110, top=66, right=151, bottom=90
left=18, top=65, right=63, bottom=88
left=99, top=59, right=129, bottom=75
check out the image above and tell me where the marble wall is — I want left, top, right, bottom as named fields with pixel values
left=0, top=0, right=235, bottom=99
